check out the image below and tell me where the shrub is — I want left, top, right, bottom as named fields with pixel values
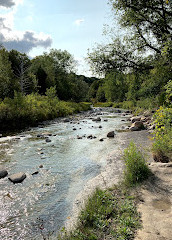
left=123, top=142, right=150, bottom=186
left=0, top=93, right=91, bottom=133
left=152, top=107, right=172, bottom=161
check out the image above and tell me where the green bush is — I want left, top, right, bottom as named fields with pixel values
left=152, top=106, right=172, bottom=161
left=123, top=142, right=150, bottom=186
left=0, top=92, right=91, bottom=133
left=113, top=101, right=135, bottom=109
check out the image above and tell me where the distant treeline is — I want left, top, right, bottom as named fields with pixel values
left=0, top=47, right=98, bottom=102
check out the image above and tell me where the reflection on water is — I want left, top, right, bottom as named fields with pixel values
left=0, top=109, right=127, bottom=239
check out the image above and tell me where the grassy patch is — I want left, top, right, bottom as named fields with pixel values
left=58, top=187, right=141, bottom=240
left=123, top=142, right=151, bottom=186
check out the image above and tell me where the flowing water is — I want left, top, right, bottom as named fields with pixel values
left=0, top=108, right=130, bottom=240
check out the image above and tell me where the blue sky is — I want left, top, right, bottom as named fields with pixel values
left=0, top=0, right=113, bottom=76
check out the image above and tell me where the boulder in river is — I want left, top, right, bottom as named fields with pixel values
left=129, top=121, right=145, bottom=131
left=8, top=172, right=26, bottom=184
left=107, top=131, right=115, bottom=138
left=77, top=136, right=82, bottom=139
left=45, top=138, right=51, bottom=143
left=92, top=117, right=101, bottom=122
left=32, top=171, right=39, bottom=176
left=0, top=167, right=8, bottom=179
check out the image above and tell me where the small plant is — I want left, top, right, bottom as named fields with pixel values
left=123, top=142, right=150, bottom=186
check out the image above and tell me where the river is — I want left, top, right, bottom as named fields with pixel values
left=0, top=108, right=151, bottom=240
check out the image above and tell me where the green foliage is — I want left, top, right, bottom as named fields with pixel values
left=0, top=48, right=14, bottom=98
left=87, top=0, right=172, bottom=106
left=0, top=93, right=91, bottom=133
left=104, top=72, right=127, bottom=102
left=152, top=107, right=172, bottom=160
left=113, top=101, right=135, bottom=109
left=165, top=80, right=172, bottom=106
left=123, top=142, right=150, bottom=186
left=96, top=86, right=106, bottom=102
left=59, top=188, right=141, bottom=240
left=45, top=86, right=57, bottom=99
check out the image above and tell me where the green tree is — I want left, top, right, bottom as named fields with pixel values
left=104, top=71, right=127, bottom=102
left=8, top=50, right=34, bottom=94
left=0, top=48, right=14, bottom=98
left=88, top=0, right=172, bottom=75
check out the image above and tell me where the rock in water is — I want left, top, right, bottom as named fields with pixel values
left=32, top=171, right=39, bottom=175
left=45, top=138, right=51, bottom=143
left=92, top=117, right=101, bottom=122
left=0, top=167, right=8, bottom=179
left=8, top=172, right=26, bottom=184
left=129, top=121, right=145, bottom=131
left=107, top=131, right=115, bottom=138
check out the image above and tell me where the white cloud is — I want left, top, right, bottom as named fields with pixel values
left=74, top=18, right=85, bottom=26
left=0, top=0, right=52, bottom=53
left=0, top=0, right=23, bottom=8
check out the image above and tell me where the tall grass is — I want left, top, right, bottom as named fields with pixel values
left=123, top=142, right=150, bottom=186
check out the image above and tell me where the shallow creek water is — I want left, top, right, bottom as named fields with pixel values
left=0, top=108, right=141, bottom=240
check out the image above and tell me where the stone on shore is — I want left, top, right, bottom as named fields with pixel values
left=0, top=167, right=8, bottom=179
left=8, top=172, right=26, bottom=183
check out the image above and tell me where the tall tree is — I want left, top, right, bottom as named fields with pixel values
left=88, top=0, right=172, bottom=75
left=0, top=48, right=14, bottom=98
left=8, top=50, right=34, bottom=94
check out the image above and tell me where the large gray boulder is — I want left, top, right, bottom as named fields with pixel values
left=8, top=172, right=26, bottom=184
left=130, top=121, right=145, bottom=131
left=0, top=167, right=8, bottom=179
left=107, top=131, right=115, bottom=138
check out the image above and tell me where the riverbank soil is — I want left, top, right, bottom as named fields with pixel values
left=135, top=162, right=172, bottom=240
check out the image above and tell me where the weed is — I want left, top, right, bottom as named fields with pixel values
left=123, top=142, right=151, bottom=186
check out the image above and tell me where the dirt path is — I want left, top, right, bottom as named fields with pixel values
left=135, top=162, right=172, bottom=240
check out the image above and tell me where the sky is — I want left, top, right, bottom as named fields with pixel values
left=0, top=0, right=113, bottom=76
